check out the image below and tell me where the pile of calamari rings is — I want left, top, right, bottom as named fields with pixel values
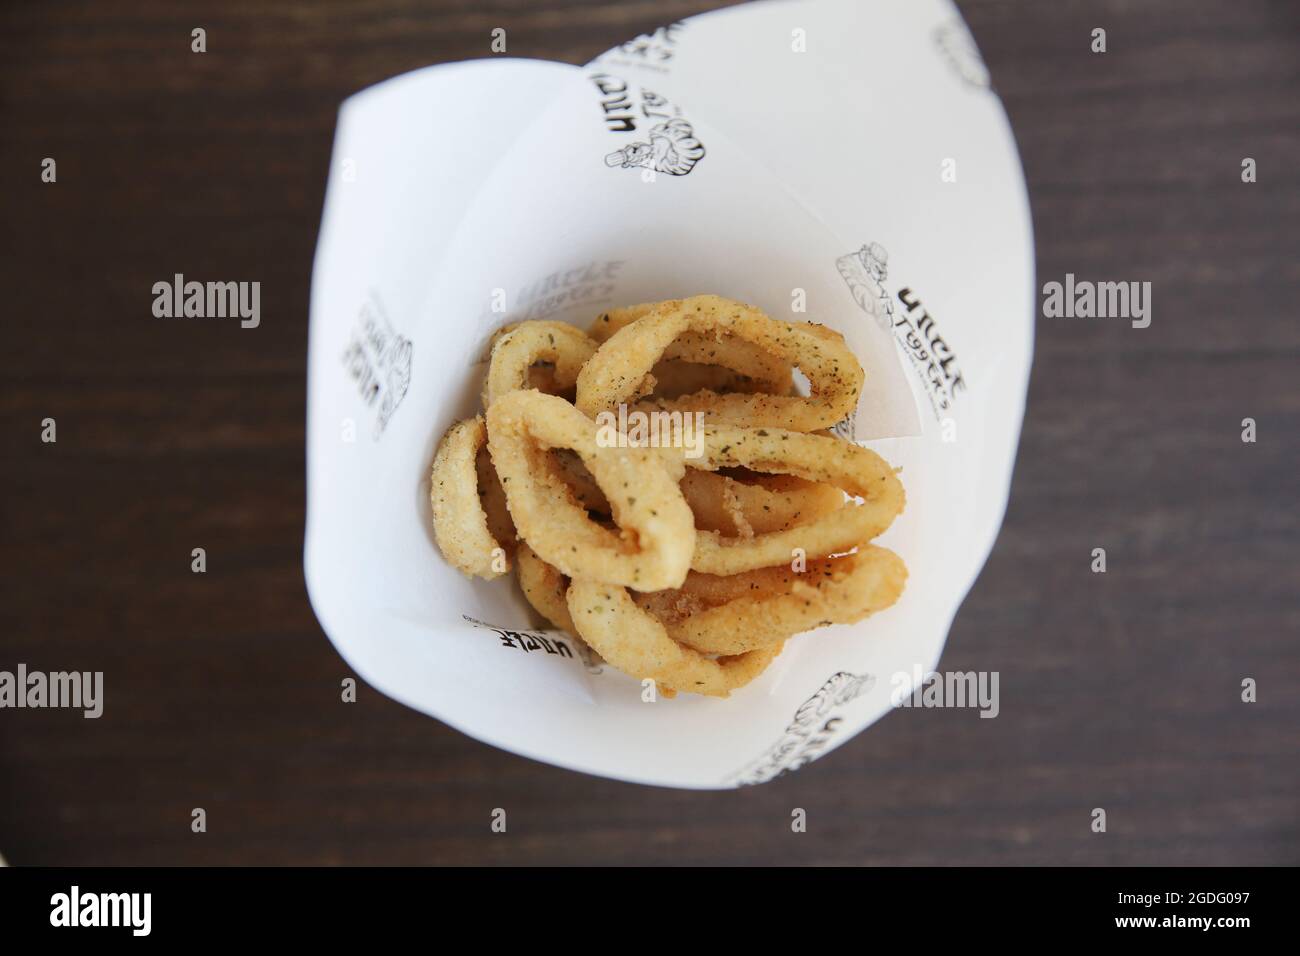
left=430, top=295, right=907, bottom=698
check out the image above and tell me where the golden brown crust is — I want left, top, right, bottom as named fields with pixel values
left=430, top=416, right=510, bottom=579
left=425, top=299, right=905, bottom=698
left=486, top=390, right=695, bottom=592
left=577, top=294, right=862, bottom=431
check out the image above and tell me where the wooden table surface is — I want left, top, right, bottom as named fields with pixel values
left=1, top=0, right=1296, bottom=866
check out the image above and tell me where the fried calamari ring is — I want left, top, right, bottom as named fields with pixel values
left=481, top=323, right=566, bottom=394
left=480, top=322, right=615, bottom=514
left=566, top=578, right=783, bottom=698
left=577, top=295, right=862, bottom=431
left=680, top=470, right=845, bottom=537
left=589, top=303, right=657, bottom=340
left=645, top=359, right=774, bottom=399
left=430, top=416, right=509, bottom=579
left=476, top=444, right=516, bottom=554
left=516, top=542, right=575, bottom=633
left=687, top=425, right=905, bottom=574
left=635, top=546, right=907, bottom=655
left=666, top=331, right=793, bottom=394
left=483, top=320, right=597, bottom=408
left=486, top=390, right=694, bottom=591
left=591, top=304, right=794, bottom=397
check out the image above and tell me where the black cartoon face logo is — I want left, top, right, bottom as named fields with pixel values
left=790, top=671, right=873, bottom=729
left=604, top=118, right=705, bottom=176
left=610, top=21, right=684, bottom=67
left=342, top=293, right=413, bottom=440
left=729, top=671, right=876, bottom=786
left=836, top=240, right=895, bottom=333
left=858, top=242, right=889, bottom=282
left=377, top=336, right=413, bottom=434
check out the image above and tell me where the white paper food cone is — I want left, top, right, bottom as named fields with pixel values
left=306, top=0, right=1033, bottom=789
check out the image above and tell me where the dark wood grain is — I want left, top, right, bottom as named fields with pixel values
left=1, top=0, right=1296, bottom=866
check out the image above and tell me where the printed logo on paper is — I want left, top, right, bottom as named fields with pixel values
left=590, top=73, right=705, bottom=177
left=473, top=261, right=627, bottom=344
left=837, top=243, right=968, bottom=420
left=728, top=671, right=875, bottom=786
left=595, top=21, right=685, bottom=75
left=933, top=21, right=991, bottom=90
left=340, top=291, right=412, bottom=438
left=463, top=615, right=603, bottom=674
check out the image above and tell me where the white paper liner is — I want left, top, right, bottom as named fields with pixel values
left=306, top=0, right=1034, bottom=789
